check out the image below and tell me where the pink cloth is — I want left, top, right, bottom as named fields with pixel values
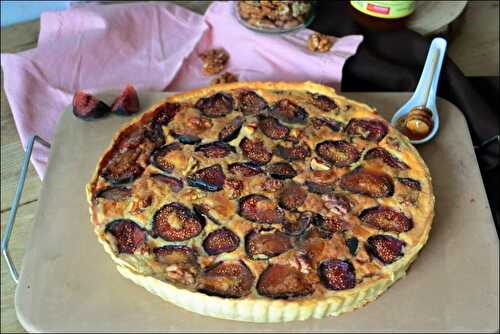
left=1, top=1, right=363, bottom=179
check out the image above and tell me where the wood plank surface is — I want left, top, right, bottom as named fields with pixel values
left=0, top=1, right=497, bottom=333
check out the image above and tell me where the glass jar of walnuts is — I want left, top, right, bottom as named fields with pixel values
left=235, top=1, right=316, bottom=33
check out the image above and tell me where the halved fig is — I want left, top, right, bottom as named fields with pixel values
left=218, top=116, right=244, bottom=142
left=340, top=167, right=394, bottom=198
left=313, top=214, right=350, bottom=233
left=195, top=141, right=235, bottom=158
left=150, top=142, right=184, bottom=173
left=72, top=91, right=110, bottom=120
left=245, top=229, right=293, bottom=259
left=202, top=228, right=240, bottom=255
left=366, top=235, right=405, bottom=264
left=238, top=194, right=284, bottom=225
left=101, top=154, right=143, bottom=184
left=283, top=211, right=313, bottom=236
left=278, top=182, right=306, bottom=210
left=305, top=181, right=335, bottom=194
left=364, top=147, right=409, bottom=170
left=153, top=102, right=180, bottom=126
left=105, top=219, right=145, bottom=254
left=257, top=264, right=314, bottom=299
left=359, top=206, right=413, bottom=232
left=311, top=94, right=338, bottom=111
left=397, top=177, right=421, bottom=191
left=144, top=122, right=166, bottom=148
left=311, top=117, right=343, bottom=132
left=96, top=186, right=131, bottom=201
left=110, top=85, right=139, bottom=115
left=152, top=203, right=205, bottom=241
left=315, top=140, right=360, bottom=167
left=274, top=143, right=311, bottom=161
left=266, top=162, right=297, bottom=180
left=153, top=245, right=197, bottom=266
left=321, top=193, right=353, bottom=215
left=236, top=91, right=268, bottom=115
left=239, top=137, right=272, bottom=165
left=187, top=164, right=226, bottom=192
left=257, top=115, right=290, bottom=140
left=346, top=118, right=388, bottom=142
left=170, top=131, right=202, bottom=145
left=270, top=99, right=308, bottom=124
left=228, top=162, right=263, bottom=177
left=318, top=259, right=356, bottom=290
left=198, top=261, right=255, bottom=298
left=150, top=174, right=184, bottom=192
left=345, top=237, right=358, bottom=256
left=195, top=92, right=233, bottom=118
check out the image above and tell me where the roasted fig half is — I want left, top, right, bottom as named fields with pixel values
left=150, top=174, right=184, bottom=192
left=195, top=141, right=236, bottom=159
left=150, top=142, right=185, bottom=173
left=105, top=219, right=146, bottom=254
left=366, top=235, right=405, bottom=264
left=236, top=91, right=268, bottom=115
left=195, top=92, right=233, bottom=118
left=346, top=118, right=388, bottom=142
left=110, top=85, right=139, bottom=116
left=239, top=137, right=272, bottom=165
left=318, top=259, right=356, bottom=290
left=364, top=147, right=409, bottom=170
left=315, top=140, right=360, bottom=167
left=218, top=116, right=244, bottom=142
left=266, top=162, right=297, bottom=180
left=238, top=194, right=284, bottom=225
left=305, top=181, right=336, bottom=194
left=257, top=115, right=290, bottom=140
left=202, top=228, right=240, bottom=255
left=310, top=93, right=338, bottom=111
left=245, top=229, right=293, bottom=259
left=311, top=117, right=343, bottom=132
left=152, top=202, right=205, bottom=241
left=198, top=261, right=255, bottom=298
left=270, top=99, right=308, bottom=124
left=340, top=167, right=394, bottom=198
left=257, top=264, right=314, bottom=299
left=153, top=245, right=198, bottom=266
left=278, top=182, right=307, bottom=210
left=228, top=162, right=263, bottom=177
left=96, top=186, right=131, bottom=201
left=73, top=91, right=110, bottom=120
left=283, top=211, right=314, bottom=236
left=312, top=214, right=350, bottom=233
left=359, top=206, right=413, bottom=232
left=187, top=164, right=226, bottom=192
left=274, top=143, right=311, bottom=161
left=153, top=102, right=180, bottom=126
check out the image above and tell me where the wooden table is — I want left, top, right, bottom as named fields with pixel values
left=1, top=1, right=498, bottom=332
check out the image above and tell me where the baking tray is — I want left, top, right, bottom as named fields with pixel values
left=8, top=92, right=499, bottom=332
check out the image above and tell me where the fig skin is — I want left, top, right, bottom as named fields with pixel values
left=346, top=118, right=388, bottom=142
left=197, top=261, right=255, bottom=298
left=245, top=229, right=293, bottom=260
left=202, top=228, right=240, bottom=256
left=236, top=91, right=268, bottom=115
left=274, top=144, right=311, bottom=161
left=359, top=206, right=413, bottom=233
left=111, top=85, right=140, bottom=116
left=195, top=92, right=233, bottom=118
left=73, top=91, right=110, bottom=120
left=319, top=259, right=356, bottom=291
left=105, top=219, right=146, bottom=254
left=187, top=164, right=226, bottom=192
left=219, top=116, right=244, bottom=142
left=238, top=194, right=284, bottom=225
left=239, top=137, right=272, bottom=166
left=366, top=235, right=406, bottom=264
left=315, top=140, right=360, bottom=167
left=339, top=167, right=394, bottom=198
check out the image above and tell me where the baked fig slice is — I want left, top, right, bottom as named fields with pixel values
left=321, top=193, right=353, bottom=215
left=312, top=214, right=350, bottom=233
left=311, top=117, right=343, bottom=132
left=340, top=167, right=394, bottom=198
left=195, top=92, right=233, bottom=118
left=96, top=186, right=131, bottom=201
left=153, top=102, right=180, bottom=126
left=345, top=237, right=359, bottom=256
left=153, top=245, right=198, bottom=266
left=170, top=131, right=202, bottom=145
left=110, top=85, right=139, bottom=116
left=257, top=264, right=314, bottom=299
left=364, top=147, right=409, bottom=170
left=283, top=211, right=314, bottom=236
left=359, top=206, right=413, bottom=232
left=239, top=137, right=272, bottom=165
left=202, top=228, right=240, bottom=256
left=236, top=91, right=268, bottom=115
left=257, top=115, right=290, bottom=140
left=72, top=91, right=110, bottom=120
left=152, top=203, right=205, bottom=241
left=366, top=235, right=405, bottom=264
left=218, top=116, right=244, bottom=142
left=187, top=164, right=226, bottom=192
left=150, top=142, right=185, bottom=173
left=315, top=140, right=360, bottom=167
left=198, top=261, right=255, bottom=298
left=228, top=162, right=263, bottom=177
left=245, top=229, right=293, bottom=260
left=195, top=141, right=235, bottom=159
left=346, top=118, right=388, bottom=142
left=305, top=181, right=336, bottom=194
left=101, top=152, right=144, bottom=185
left=319, top=259, right=356, bottom=290
left=238, top=194, right=284, bottom=225
left=150, top=174, right=184, bottom=192
left=310, top=93, right=338, bottom=111
left=144, top=122, right=166, bottom=148
left=105, top=219, right=146, bottom=254
left=274, top=143, right=311, bottom=161
left=278, top=182, right=307, bottom=210
left=397, top=177, right=421, bottom=191
left=270, top=99, right=308, bottom=124
left=266, top=162, right=297, bottom=180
